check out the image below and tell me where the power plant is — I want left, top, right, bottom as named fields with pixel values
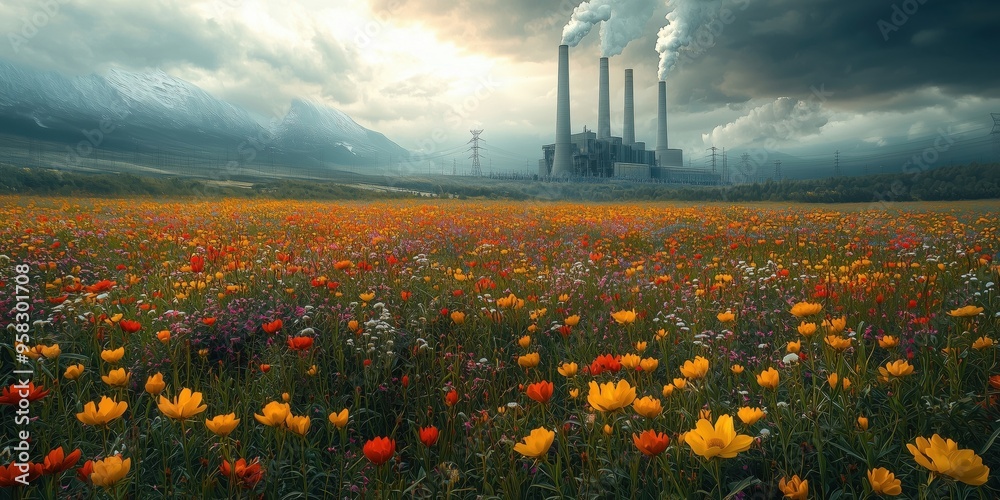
left=540, top=45, right=717, bottom=184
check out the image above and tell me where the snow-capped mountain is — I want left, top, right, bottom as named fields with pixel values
left=0, top=60, right=408, bottom=170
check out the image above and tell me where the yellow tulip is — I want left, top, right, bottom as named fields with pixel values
left=144, top=373, right=166, bottom=395
left=639, top=357, right=659, bottom=372
left=329, top=409, right=349, bottom=429
left=517, top=352, right=540, bottom=368
left=907, top=434, right=989, bottom=486
left=101, top=347, right=125, bottom=364
left=737, top=407, right=765, bottom=425
left=867, top=467, right=902, bottom=496
left=39, top=344, right=61, bottom=359
left=76, top=396, right=128, bottom=426
left=513, top=427, right=555, bottom=458
left=254, top=401, right=291, bottom=427
left=205, top=413, right=240, bottom=437
left=102, top=368, right=130, bottom=388
left=285, top=414, right=311, bottom=436
left=157, top=388, right=208, bottom=420
left=948, top=305, right=983, bottom=317
left=632, top=396, right=662, bottom=418
left=778, top=475, right=808, bottom=500
left=64, top=363, right=85, bottom=380
left=790, top=302, right=823, bottom=317
left=90, top=455, right=131, bottom=488
left=620, top=353, right=641, bottom=370
left=679, top=356, right=709, bottom=379
left=557, top=362, right=578, bottom=378
left=878, top=360, right=914, bottom=381
left=610, top=309, right=637, bottom=324
left=587, top=380, right=636, bottom=412
left=756, top=367, right=779, bottom=389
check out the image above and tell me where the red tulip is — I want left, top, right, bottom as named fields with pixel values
left=287, top=336, right=314, bottom=351
left=75, top=460, right=93, bottom=483
left=0, top=382, right=50, bottom=405
left=262, top=319, right=283, bottom=335
left=0, top=462, right=43, bottom=486
left=190, top=255, right=204, bottom=273
left=401, top=375, right=410, bottom=388
left=363, top=437, right=396, bottom=466
left=41, top=447, right=81, bottom=475
left=119, top=320, right=141, bottom=334
left=526, top=381, right=554, bottom=404
left=445, top=389, right=459, bottom=407
left=220, top=458, right=263, bottom=489
left=418, top=426, right=439, bottom=447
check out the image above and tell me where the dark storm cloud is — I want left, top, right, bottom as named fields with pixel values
left=666, top=0, right=999, bottom=111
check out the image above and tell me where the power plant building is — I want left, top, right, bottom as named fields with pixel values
left=540, top=46, right=717, bottom=184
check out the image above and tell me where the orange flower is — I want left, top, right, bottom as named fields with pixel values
left=262, top=319, right=283, bottom=334
left=40, top=447, right=82, bottom=475
left=778, top=475, right=808, bottom=499
left=363, top=436, right=396, bottom=465
left=220, top=458, right=264, bottom=489
left=445, top=389, right=459, bottom=407
left=632, top=430, right=670, bottom=456
left=756, top=367, right=779, bottom=389
left=118, top=320, right=141, bottom=334
left=790, top=302, right=823, bottom=317
left=0, top=382, right=50, bottom=405
left=418, top=426, right=439, bottom=447
left=526, top=381, right=554, bottom=404
left=287, top=336, right=314, bottom=351
left=0, top=462, right=42, bottom=486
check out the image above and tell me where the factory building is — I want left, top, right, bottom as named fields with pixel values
left=540, top=46, right=719, bottom=184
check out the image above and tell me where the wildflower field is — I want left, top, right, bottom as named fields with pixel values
left=1, top=196, right=999, bottom=499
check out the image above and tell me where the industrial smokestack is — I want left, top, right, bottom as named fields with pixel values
left=655, top=80, right=668, bottom=165
left=551, top=45, right=573, bottom=177
left=623, top=69, right=635, bottom=146
left=598, top=57, right=610, bottom=140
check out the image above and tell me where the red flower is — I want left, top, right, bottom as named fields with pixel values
left=363, top=437, right=396, bottom=465
left=76, top=460, right=93, bottom=483
left=990, top=375, right=1000, bottom=391
left=41, top=447, right=82, bottom=476
left=83, top=280, right=115, bottom=293
left=119, top=319, right=141, bottom=334
left=0, top=382, right=50, bottom=405
left=190, top=255, right=204, bottom=273
left=202, top=317, right=217, bottom=326
left=262, top=319, right=283, bottom=335
left=287, top=336, right=314, bottom=351
left=632, top=430, right=670, bottom=457
left=220, top=458, right=264, bottom=489
left=401, top=375, right=410, bottom=388
left=0, top=462, right=43, bottom=486
left=400, top=290, right=412, bottom=301
left=445, top=389, right=459, bottom=407
left=526, top=381, right=554, bottom=404
left=418, top=426, right=439, bottom=447
left=260, top=364, right=271, bottom=373
left=588, top=354, right=622, bottom=376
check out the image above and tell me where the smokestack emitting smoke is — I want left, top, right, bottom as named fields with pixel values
left=552, top=45, right=573, bottom=177
left=655, top=80, right=668, bottom=164
left=623, top=69, right=635, bottom=145
left=599, top=0, right=658, bottom=57
left=655, top=0, right=720, bottom=79
left=562, top=3, right=612, bottom=46
left=598, top=57, right=611, bottom=140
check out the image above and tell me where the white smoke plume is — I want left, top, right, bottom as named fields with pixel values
left=655, top=0, right=720, bottom=79
left=561, top=1, right=612, bottom=47
left=702, top=97, right=831, bottom=147
left=599, top=0, right=658, bottom=57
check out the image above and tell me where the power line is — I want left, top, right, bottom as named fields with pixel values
left=468, top=129, right=484, bottom=177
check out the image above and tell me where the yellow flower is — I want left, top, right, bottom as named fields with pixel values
left=558, top=293, right=570, bottom=302
left=39, top=344, right=61, bottom=359
left=857, top=416, right=869, bottom=431
left=306, top=364, right=318, bottom=376
left=797, top=322, right=817, bottom=337
left=603, top=424, right=613, bottom=435
left=824, top=335, right=852, bottom=351
left=144, top=372, right=166, bottom=395
left=205, top=413, right=240, bottom=437
left=878, top=360, right=914, bottom=382
left=76, top=396, right=128, bottom=426
left=907, top=434, right=989, bottom=486
left=496, top=293, right=525, bottom=309
left=635, top=341, right=647, bottom=352
left=790, top=302, right=823, bottom=317
left=587, top=380, right=637, bottom=412
left=568, top=388, right=579, bottom=398
left=655, top=328, right=667, bottom=341
left=685, top=414, right=753, bottom=459
left=972, top=336, right=994, bottom=350
left=827, top=373, right=851, bottom=390
left=778, top=475, right=808, bottom=500
left=679, top=356, right=709, bottom=379
left=662, top=384, right=675, bottom=397
left=878, top=335, right=899, bottom=348
left=558, top=362, right=578, bottom=378
left=255, top=401, right=291, bottom=427
left=102, top=368, right=130, bottom=388
left=64, top=363, right=85, bottom=380
left=285, top=414, right=311, bottom=436
left=620, top=353, right=641, bottom=370
left=90, top=455, right=131, bottom=488
left=564, top=314, right=580, bottom=326
left=786, top=340, right=801, bottom=353
left=756, top=367, right=779, bottom=389
left=730, top=364, right=744, bottom=374
left=518, top=335, right=531, bottom=348
left=101, top=347, right=125, bottom=364
left=737, top=407, right=765, bottom=425
left=517, top=352, right=540, bottom=368
left=513, top=427, right=555, bottom=458
left=822, top=316, right=847, bottom=334
left=672, top=377, right=688, bottom=390
left=611, top=309, right=637, bottom=325
left=717, top=311, right=736, bottom=323
left=359, top=292, right=375, bottom=302
left=699, top=408, right=712, bottom=420
left=450, top=311, right=466, bottom=324
left=639, top=357, right=659, bottom=373
left=948, top=305, right=983, bottom=317
left=632, top=396, right=662, bottom=418
left=158, top=388, right=208, bottom=420
left=329, top=409, right=349, bottom=429
left=867, top=467, right=902, bottom=496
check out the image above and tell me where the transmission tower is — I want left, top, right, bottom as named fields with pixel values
left=991, top=113, right=1000, bottom=160
left=773, top=160, right=782, bottom=181
left=834, top=150, right=841, bottom=176
left=452, top=159, right=457, bottom=176
left=740, top=153, right=750, bottom=184
left=707, top=146, right=718, bottom=173
left=721, top=148, right=729, bottom=184
left=468, top=129, right=484, bottom=177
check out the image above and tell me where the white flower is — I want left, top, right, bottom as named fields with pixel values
left=782, top=353, right=800, bottom=365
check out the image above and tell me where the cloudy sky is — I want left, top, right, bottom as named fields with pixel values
left=2, top=0, right=998, bottom=175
